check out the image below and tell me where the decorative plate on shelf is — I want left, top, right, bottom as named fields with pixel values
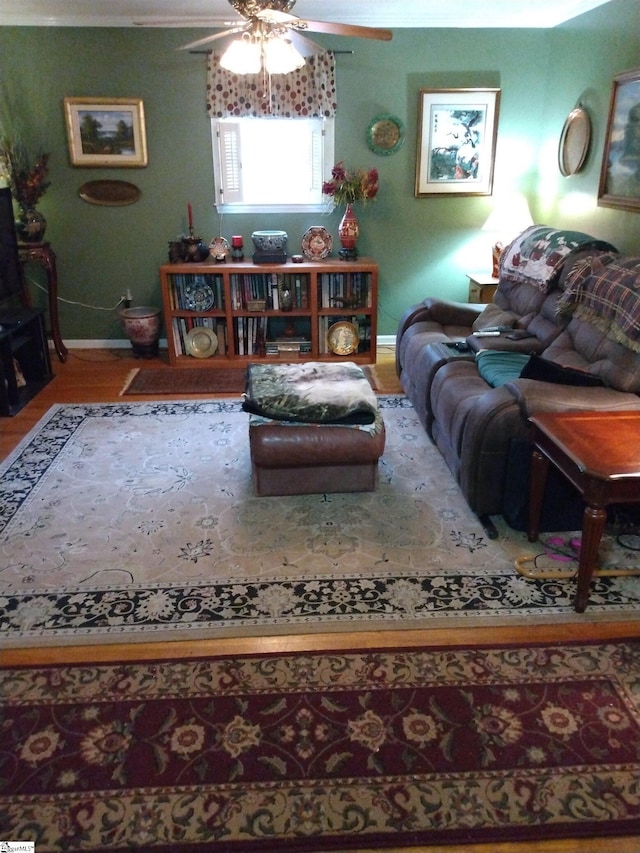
left=209, top=236, right=230, bottom=260
left=185, top=326, right=218, bottom=358
left=183, top=281, right=215, bottom=311
left=301, top=226, right=332, bottom=260
left=366, top=113, right=405, bottom=156
left=327, top=320, right=359, bottom=356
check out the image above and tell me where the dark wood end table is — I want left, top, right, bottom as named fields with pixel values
left=18, top=241, right=68, bottom=363
left=527, top=410, right=640, bottom=612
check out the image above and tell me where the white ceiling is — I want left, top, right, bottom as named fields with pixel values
left=0, top=0, right=615, bottom=29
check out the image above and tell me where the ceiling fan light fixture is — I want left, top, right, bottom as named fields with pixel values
left=263, top=36, right=305, bottom=74
left=220, top=34, right=262, bottom=74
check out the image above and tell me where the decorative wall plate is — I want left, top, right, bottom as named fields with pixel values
left=366, top=113, right=405, bottom=156
left=78, top=180, right=141, bottom=206
left=301, top=226, right=332, bottom=260
left=184, top=281, right=215, bottom=312
left=185, top=326, right=218, bottom=358
left=558, top=106, right=591, bottom=177
left=327, top=320, right=359, bottom=355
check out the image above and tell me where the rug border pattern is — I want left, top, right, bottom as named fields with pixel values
left=1, top=400, right=638, bottom=648
left=1, top=641, right=639, bottom=850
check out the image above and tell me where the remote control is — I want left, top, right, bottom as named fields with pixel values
left=474, top=330, right=501, bottom=337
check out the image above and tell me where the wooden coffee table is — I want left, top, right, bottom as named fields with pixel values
left=526, top=410, right=640, bottom=612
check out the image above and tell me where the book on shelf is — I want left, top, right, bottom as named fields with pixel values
left=318, top=271, right=370, bottom=309
left=275, top=273, right=309, bottom=309
left=234, top=315, right=269, bottom=356
left=225, top=271, right=311, bottom=311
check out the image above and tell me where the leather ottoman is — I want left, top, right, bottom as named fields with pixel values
left=244, top=361, right=385, bottom=497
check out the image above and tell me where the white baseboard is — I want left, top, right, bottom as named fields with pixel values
left=376, top=335, right=396, bottom=347
left=58, top=337, right=397, bottom=351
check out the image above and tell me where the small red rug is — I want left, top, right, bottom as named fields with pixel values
left=2, top=640, right=639, bottom=850
left=120, top=364, right=380, bottom=395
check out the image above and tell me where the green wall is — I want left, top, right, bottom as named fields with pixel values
left=0, top=0, right=638, bottom=342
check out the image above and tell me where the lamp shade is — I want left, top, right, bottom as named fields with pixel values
left=482, top=193, right=534, bottom=242
left=220, top=37, right=261, bottom=74
left=264, top=37, right=305, bottom=74
left=481, top=193, right=534, bottom=278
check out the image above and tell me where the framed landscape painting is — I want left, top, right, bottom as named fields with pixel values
left=415, top=88, right=500, bottom=197
left=598, top=67, right=640, bottom=212
left=64, top=97, right=148, bottom=167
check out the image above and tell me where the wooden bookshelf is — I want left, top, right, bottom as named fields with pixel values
left=159, top=258, right=377, bottom=367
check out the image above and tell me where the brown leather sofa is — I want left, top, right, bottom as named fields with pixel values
left=395, top=226, right=640, bottom=523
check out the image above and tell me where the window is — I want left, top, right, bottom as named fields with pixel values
left=211, top=116, right=334, bottom=214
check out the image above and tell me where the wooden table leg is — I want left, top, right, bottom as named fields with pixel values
left=18, top=242, right=68, bottom=363
left=40, top=247, right=67, bottom=362
left=575, top=504, right=607, bottom=612
left=527, top=447, right=549, bottom=543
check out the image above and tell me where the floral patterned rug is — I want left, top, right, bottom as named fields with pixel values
left=2, top=639, right=639, bottom=850
left=1, top=398, right=639, bottom=647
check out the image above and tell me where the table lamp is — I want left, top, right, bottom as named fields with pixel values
left=482, top=193, right=534, bottom=277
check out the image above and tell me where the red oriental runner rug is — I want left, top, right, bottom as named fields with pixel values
left=2, top=640, right=639, bottom=851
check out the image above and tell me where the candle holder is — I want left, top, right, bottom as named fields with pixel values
left=182, top=228, right=209, bottom=263
left=231, top=235, right=244, bottom=262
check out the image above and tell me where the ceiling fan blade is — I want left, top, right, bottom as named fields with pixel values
left=252, top=8, right=391, bottom=43
left=295, top=20, right=392, bottom=41
left=255, top=9, right=299, bottom=25
left=134, top=18, right=234, bottom=27
left=287, top=30, right=324, bottom=57
left=177, top=26, right=247, bottom=51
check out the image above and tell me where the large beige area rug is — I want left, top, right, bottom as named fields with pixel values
left=1, top=398, right=638, bottom=648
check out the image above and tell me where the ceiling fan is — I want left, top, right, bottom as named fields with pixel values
left=173, top=0, right=392, bottom=52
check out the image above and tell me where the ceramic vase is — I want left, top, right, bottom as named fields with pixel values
left=120, top=306, right=162, bottom=358
left=338, top=203, right=359, bottom=260
left=16, top=205, right=46, bottom=243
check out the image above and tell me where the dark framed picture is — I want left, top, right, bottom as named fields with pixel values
left=63, top=97, right=148, bottom=167
left=597, top=67, right=640, bottom=212
left=415, top=88, right=500, bottom=197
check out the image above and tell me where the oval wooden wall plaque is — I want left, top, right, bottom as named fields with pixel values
left=79, top=180, right=141, bottom=206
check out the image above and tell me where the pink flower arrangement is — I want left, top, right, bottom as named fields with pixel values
left=322, top=162, right=379, bottom=206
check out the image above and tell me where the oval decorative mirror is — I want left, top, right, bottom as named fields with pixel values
left=558, top=106, right=591, bottom=177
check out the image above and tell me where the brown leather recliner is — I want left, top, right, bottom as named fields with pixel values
left=396, top=228, right=640, bottom=520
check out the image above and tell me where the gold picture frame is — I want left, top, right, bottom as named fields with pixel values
left=597, top=67, right=640, bottom=212
left=415, top=88, right=500, bottom=197
left=63, top=97, right=148, bottom=168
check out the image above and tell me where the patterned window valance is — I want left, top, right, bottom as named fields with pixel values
left=206, top=50, right=336, bottom=118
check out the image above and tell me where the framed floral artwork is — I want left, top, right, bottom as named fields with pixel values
left=597, top=67, right=640, bottom=212
left=415, top=88, right=500, bottom=197
left=63, top=97, right=148, bottom=167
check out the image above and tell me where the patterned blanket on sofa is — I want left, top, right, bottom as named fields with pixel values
left=557, top=254, right=640, bottom=354
left=499, top=225, right=616, bottom=292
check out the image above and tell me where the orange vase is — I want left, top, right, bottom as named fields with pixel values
left=338, top=203, right=359, bottom=260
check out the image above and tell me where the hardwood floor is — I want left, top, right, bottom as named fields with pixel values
left=1, top=345, right=637, bottom=853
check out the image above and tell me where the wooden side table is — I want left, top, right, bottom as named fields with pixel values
left=527, top=411, right=640, bottom=612
left=466, top=272, right=498, bottom=304
left=18, top=241, right=68, bottom=362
